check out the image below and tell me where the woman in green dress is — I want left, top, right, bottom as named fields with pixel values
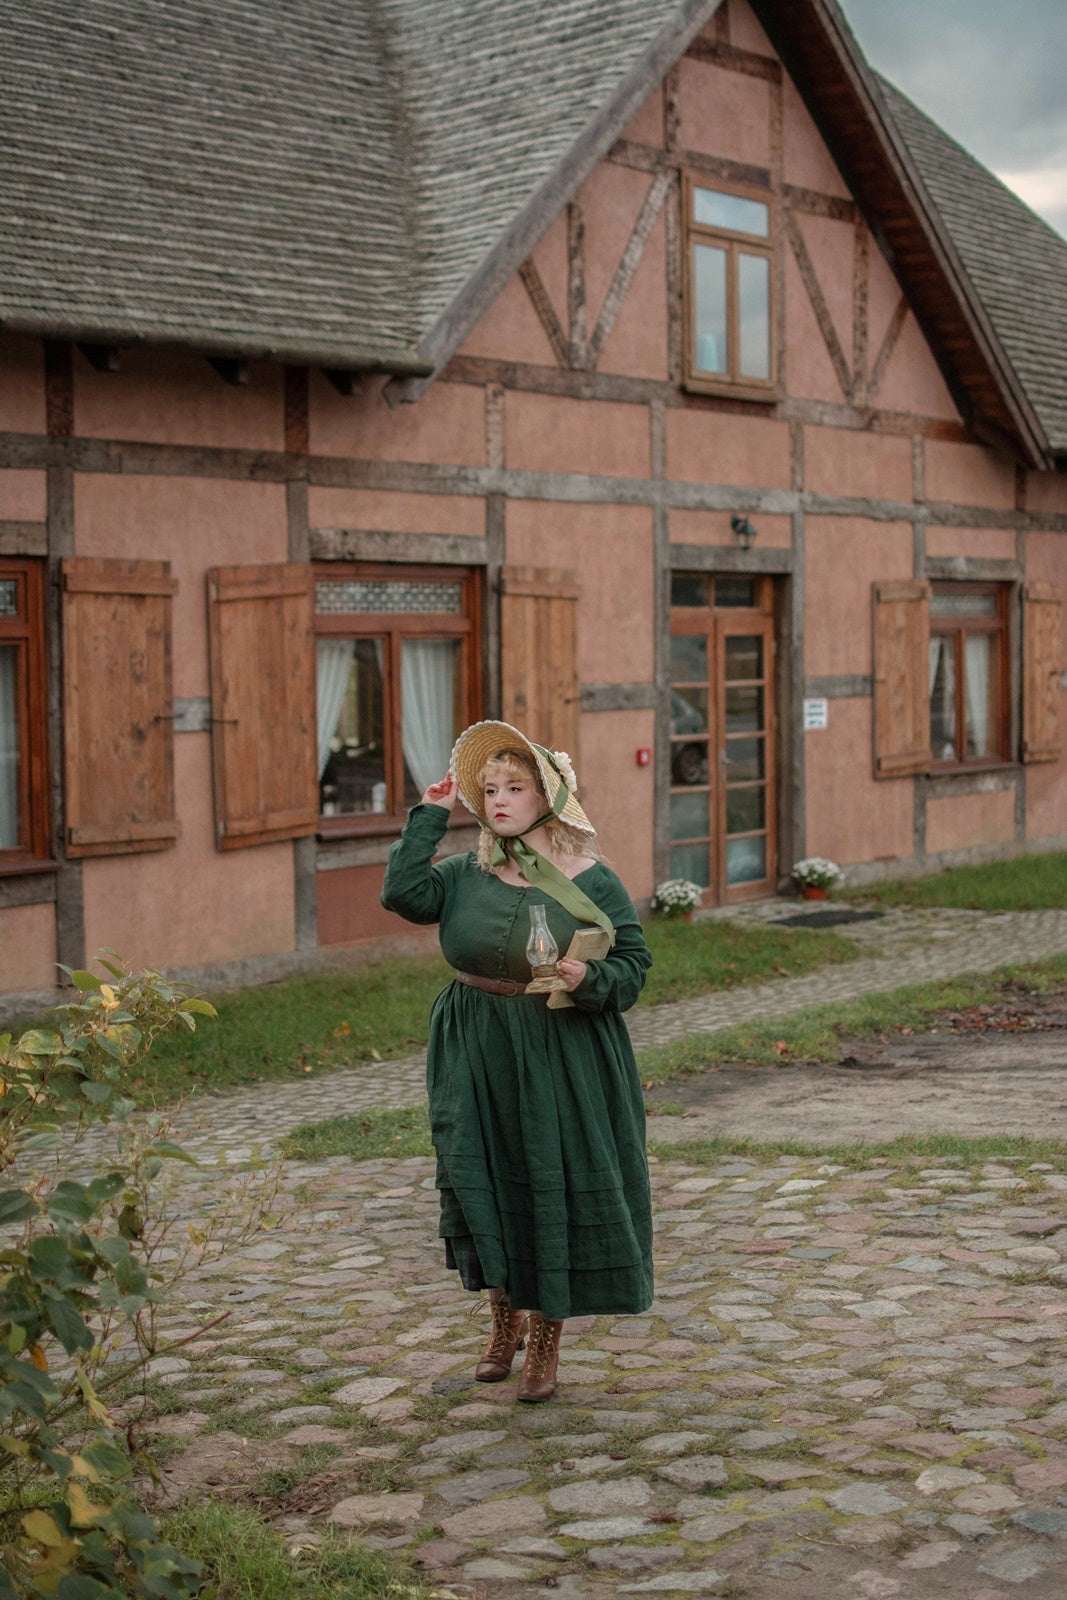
left=381, top=720, right=654, bottom=1402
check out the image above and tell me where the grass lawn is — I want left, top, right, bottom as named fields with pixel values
left=849, top=850, right=1067, bottom=910
left=115, top=914, right=859, bottom=1106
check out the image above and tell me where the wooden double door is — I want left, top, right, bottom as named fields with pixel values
left=668, top=573, right=777, bottom=903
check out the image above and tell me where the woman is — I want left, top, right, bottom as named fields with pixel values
left=380, top=720, right=654, bottom=1403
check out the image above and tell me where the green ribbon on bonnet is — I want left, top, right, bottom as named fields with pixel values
left=487, top=752, right=616, bottom=946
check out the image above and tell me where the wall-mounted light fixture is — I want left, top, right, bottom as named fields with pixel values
left=731, top=515, right=758, bottom=550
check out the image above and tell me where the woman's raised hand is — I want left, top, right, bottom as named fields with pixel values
left=423, top=773, right=458, bottom=810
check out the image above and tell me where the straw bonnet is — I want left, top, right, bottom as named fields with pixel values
left=450, top=720, right=594, bottom=835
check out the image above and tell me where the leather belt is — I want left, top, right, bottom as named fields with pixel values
left=455, top=970, right=529, bottom=997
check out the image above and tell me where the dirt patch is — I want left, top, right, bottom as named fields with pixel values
left=645, top=989, right=1067, bottom=1142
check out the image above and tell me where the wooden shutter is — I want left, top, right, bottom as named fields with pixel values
left=1023, top=581, right=1063, bottom=763
left=62, top=557, right=179, bottom=857
left=501, top=566, right=579, bottom=759
left=208, top=564, right=317, bottom=849
left=872, top=579, right=931, bottom=778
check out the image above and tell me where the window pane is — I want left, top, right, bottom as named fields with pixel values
left=725, top=737, right=764, bottom=782
left=726, top=786, right=765, bottom=834
left=693, top=188, right=770, bottom=237
left=692, top=244, right=727, bottom=374
left=929, top=635, right=957, bottom=762
left=727, top=835, right=766, bottom=884
left=671, top=573, right=711, bottom=607
left=670, top=687, right=708, bottom=736
left=931, top=590, right=997, bottom=619
left=0, top=645, right=20, bottom=848
left=317, top=578, right=462, bottom=615
left=670, top=790, right=709, bottom=841
left=964, top=633, right=998, bottom=758
left=671, top=634, right=707, bottom=683
left=0, top=580, right=17, bottom=618
left=318, top=639, right=387, bottom=815
left=725, top=685, right=763, bottom=734
left=738, top=253, right=771, bottom=379
left=724, top=635, right=763, bottom=681
left=715, top=577, right=756, bottom=608
left=402, top=639, right=459, bottom=806
left=670, top=738, right=708, bottom=787
left=671, top=841, right=710, bottom=888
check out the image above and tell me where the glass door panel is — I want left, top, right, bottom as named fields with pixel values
left=720, top=626, right=774, bottom=898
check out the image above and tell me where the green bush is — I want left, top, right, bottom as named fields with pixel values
left=0, top=956, right=222, bottom=1599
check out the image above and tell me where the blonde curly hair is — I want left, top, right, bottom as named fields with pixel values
left=475, top=749, right=601, bottom=873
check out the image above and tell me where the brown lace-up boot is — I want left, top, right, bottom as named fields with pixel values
left=475, top=1292, right=528, bottom=1382
left=516, top=1312, right=564, bottom=1402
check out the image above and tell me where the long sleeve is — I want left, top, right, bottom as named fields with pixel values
left=568, top=868, right=652, bottom=1015
left=380, top=803, right=454, bottom=925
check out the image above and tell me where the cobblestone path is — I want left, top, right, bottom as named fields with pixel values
left=85, top=905, right=1067, bottom=1596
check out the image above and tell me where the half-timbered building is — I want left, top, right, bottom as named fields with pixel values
left=2, top=0, right=1067, bottom=1011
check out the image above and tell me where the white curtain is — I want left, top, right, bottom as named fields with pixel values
left=965, top=634, right=990, bottom=756
left=928, top=636, right=945, bottom=696
left=316, top=640, right=355, bottom=778
left=0, top=647, right=17, bottom=849
left=401, top=639, right=456, bottom=795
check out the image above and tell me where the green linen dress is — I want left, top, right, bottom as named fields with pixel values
left=381, top=802, right=654, bottom=1320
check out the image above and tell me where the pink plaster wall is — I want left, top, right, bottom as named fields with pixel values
left=74, top=474, right=289, bottom=698
left=310, top=376, right=486, bottom=466
left=925, top=441, right=1016, bottom=510
left=925, top=525, right=1016, bottom=561
left=0, top=903, right=57, bottom=990
left=670, top=508, right=792, bottom=549
left=307, top=487, right=484, bottom=537
left=804, top=516, right=913, bottom=676
left=1025, top=531, right=1067, bottom=587
left=926, top=789, right=1015, bottom=856
left=784, top=250, right=848, bottom=404
left=82, top=736, right=295, bottom=970
left=678, top=58, right=770, bottom=168
left=595, top=207, right=669, bottom=381
left=0, top=336, right=46, bottom=434
left=781, top=75, right=850, bottom=199
left=805, top=697, right=914, bottom=864
left=795, top=214, right=855, bottom=373
left=873, top=310, right=961, bottom=422
left=579, top=707, right=655, bottom=897
left=0, top=470, right=46, bottom=521
left=727, top=0, right=776, bottom=57
left=1026, top=757, right=1067, bottom=841
left=1026, top=473, right=1067, bottom=515
left=457, top=274, right=560, bottom=367
left=667, top=408, right=791, bottom=488
left=321, top=863, right=413, bottom=945
left=580, top=163, right=664, bottom=333
left=528, top=209, right=570, bottom=335
left=804, top=428, right=913, bottom=503
left=506, top=392, right=649, bottom=479
left=618, top=81, right=664, bottom=148
left=506, top=500, right=654, bottom=684
left=74, top=349, right=285, bottom=452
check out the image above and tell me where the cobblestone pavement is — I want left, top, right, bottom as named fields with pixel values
left=81, top=905, right=1067, bottom=1595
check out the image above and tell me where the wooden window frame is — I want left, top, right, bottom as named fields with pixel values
left=929, top=583, right=1011, bottom=773
left=682, top=174, right=777, bottom=402
left=0, top=557, right=51, bottom=873
left=313, top=561, right=483, bottom=839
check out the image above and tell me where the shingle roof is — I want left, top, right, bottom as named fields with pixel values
left=878, top=76, right=1067, bottom=460
left=0, top=0, right=709, bottom=372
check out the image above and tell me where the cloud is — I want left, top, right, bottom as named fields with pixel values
left=841, top=0, right=1067, bottom=237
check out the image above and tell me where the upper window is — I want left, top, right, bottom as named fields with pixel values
left=684, top=179, right=775, bottom=398
left=313, top=563, right=482, bottom=832
left=929, top=584, right=1009, bottom=767
left=0, top=558, right=50, bottom=869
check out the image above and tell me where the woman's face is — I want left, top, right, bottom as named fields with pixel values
left=483, top=761, right=545, bottom=838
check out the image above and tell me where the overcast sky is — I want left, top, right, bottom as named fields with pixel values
left=840, top=0, right=1067, bottom=240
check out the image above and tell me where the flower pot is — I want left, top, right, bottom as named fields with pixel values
left=802, top=885, right=827, bottom=900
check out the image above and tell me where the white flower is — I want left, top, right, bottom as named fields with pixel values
left=551, top=750, right=578, bottom=791
left=651, top=878, right=702, bottom=915
left=791, top=857, right=842, bottom=889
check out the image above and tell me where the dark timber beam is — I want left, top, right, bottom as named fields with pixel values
left=207, top=357, right=249, bottom=386
left=77, top=343, right=120, bottom=373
